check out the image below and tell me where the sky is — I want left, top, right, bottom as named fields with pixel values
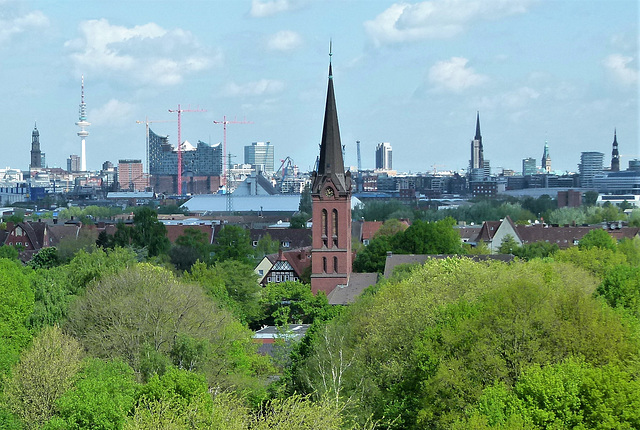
left=0, top=0, right=638, bottom=175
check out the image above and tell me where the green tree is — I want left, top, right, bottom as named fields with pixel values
left=3, top=326, right=83, bottom=429
left=584, top=190, right=599, bottom=206
left=298, top=183, right=312, bottom=218
left=130, top=207, right=170, bottom=257
left=212, top=224, right=253, bottom=264
left=497, top=234, right=519, bottom=254
left=253, top=233, right=280, bottom=262
left=290, top=212, right=309, bottom=229
left=170, top=227, right=213, bottom=271
left=47, top=358, right=137, bottom=430
left=0, top=245, right=19, bottom=260
left=260, top=281, right=336, bottom=326
left=512, top=241, right=558, bottom=260
left=55, top=227, right=98, bottom=263
left=373, top=218, right=408, bottom=238
left=392, top=218, right=464, bottom=255
left=65, top=264, right=261, bottom=388
left=28, top=247, right=60, bottom=269
left=597, top=264, right=640, bottom=318
left=352, top=234, right=392, bottom=273
left=0, top=259, right=34, bottom=377
left=578, top=228, right=617, bottom=251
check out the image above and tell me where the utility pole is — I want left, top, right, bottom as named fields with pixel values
left=168, top=105, right=206, bottom=196
left=213, top=115, right=252, bottom=187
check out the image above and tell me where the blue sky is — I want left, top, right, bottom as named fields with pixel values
left=0, top=0, right=637, bottom=174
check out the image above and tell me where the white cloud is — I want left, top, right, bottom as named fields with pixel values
left=89, top=99, right=135, bottom=126
left=365, top=0, right=533, bottom=47
left=267, top=30, right=302, bottom=51
left=65, top=19, right=217, bottom=86
left=603, top=54, right=638, bottom=86
left=428, top=57, right=488, bottom=92
left=478, top=86, right=539, bottom=109
left=0, top=10, right=49, bottom=44
left=223, top=79, right=285, bottom=97
left=250, top=0, right=304, bottom=17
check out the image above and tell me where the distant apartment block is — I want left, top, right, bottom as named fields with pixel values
left=117, top=159, right=147, bottom=192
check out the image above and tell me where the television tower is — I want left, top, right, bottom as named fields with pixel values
left=76, top=75, right=90, bottom=172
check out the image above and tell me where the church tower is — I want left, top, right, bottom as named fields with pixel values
left=541, top=140, right=551, bottom=173
left=310, top=49, right=352, bottom=296
left=469, top=111, right=484, bottom=178
left=611, top=129, right=620, bottom=172
left=30, top=122, right=42, bottom=169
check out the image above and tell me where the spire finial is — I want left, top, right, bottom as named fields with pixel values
left=328, top=40, right=333, bottom=79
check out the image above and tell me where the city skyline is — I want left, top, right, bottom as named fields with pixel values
left=0, top=0, right=637, bottom=174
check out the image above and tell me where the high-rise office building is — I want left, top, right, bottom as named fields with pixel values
left=541, top=140, right=551, bottom=173
left=244, top=141, right=274, bottom=174
left=67, top=154, right=81, bottom=173
left=118, top=159, right=147, bottom=191
left=579, top=151, right=604, bottom=188
left=611, top=130, right=620, bottom=172
left=30, top=123, right=42, bottom=169
left=375, top=142, right=392, bottom=170
left=522, top=158, right=537, bottom=176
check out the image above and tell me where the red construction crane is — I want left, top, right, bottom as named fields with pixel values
left=168, top=104, right=206, bottom=196
left=213, top=115, right=252, bottom=187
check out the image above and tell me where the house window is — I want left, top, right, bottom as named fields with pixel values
left=322, top=257, right=327, bottom=273
left=258, top=270, right=264, bottom=276
left=281, top=241, right=290, bottom=248
left=333, top=256, right=338, bottom=273
left=252, top=241, right=259, bottom=247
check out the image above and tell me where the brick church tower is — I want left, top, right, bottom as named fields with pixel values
left=310, top=52, right=352, bottom=296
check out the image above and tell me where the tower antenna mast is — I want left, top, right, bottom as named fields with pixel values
left=76, top=75, right=91, bottom=172
left=168, top=104, right=206, bottom=195
left=213, top=115, right=252, bottom=188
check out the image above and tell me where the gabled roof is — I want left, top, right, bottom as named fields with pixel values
left=165, top=224, right=215, bottom=244
left=249, top=228, right=312, bottom=249
left=327, top=272, right=378, bottom=305
left=263, top=247, right=312, bottom=279
left=474, top=221, right=502, bottom=242
left=515, top=224, right=640, bottom=249
left=361, top=221, right=383, bottom=241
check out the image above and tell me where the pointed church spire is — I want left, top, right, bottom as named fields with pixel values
left=611, top=128, right=620, bottom=172
left=312, top=43, right=349, bottom=194
left=475, top=111, right=482, bottom=141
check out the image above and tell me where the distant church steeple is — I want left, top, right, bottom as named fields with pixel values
left=541, top=140, right=551, bottom=173
left=469, top=111, right=484, bottom=177
left=310, top=44, right=352, bottom=296
left=611, top=129, right=620, bottom=172
left=30, top=122, right=42, bottom=169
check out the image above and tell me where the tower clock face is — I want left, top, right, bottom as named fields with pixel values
left=325, top=187, right=334, bottom=197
